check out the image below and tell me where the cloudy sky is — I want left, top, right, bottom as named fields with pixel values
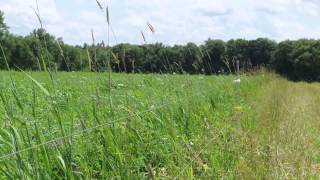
left=0, top=0, right=319, bottom=45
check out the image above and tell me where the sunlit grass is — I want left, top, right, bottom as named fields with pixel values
left=0, top=71, right=269, bottom=178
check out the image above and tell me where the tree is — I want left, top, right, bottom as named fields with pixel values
left=226, top=39, right=249, bottom=72
left=248, top=38, right=276, bottom=67
left=202, top=39, right=226, bottom=74
left=1, top=10, right=320, bottom=81
left=182, top=43, right=199, bottom=73
left=10, top=37, right=37, bottom=70
left=0, top=10, right=9, bottom=39
left=289, top=39, right=320, bottom=81
left=272, top=40, right=294, bottom=76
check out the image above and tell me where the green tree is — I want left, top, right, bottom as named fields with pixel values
left=10, top=37, right=37, bottom=70
left=202, top=39, right=226, bottom=74
left=290, top=39, right=320, bottom=81
left=272, top=40, right=294, bottom=76
left=182, top=43, right=199, bottom=73
left=226, top=39, right=249, bottom=72
left=0, top=10, right=9, bottom=39
left=248, top=38, right=276, bottom=66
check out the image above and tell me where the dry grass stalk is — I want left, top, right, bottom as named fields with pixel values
left=141, top=31, right=146, bottom=43
left=33, top=0, right=43, bottom=29
left=147, top=22, right=155, bottom=34
left=0, top=43, right=10, bottom=71
left=223, top=56, right=232, bottom=73
left=122, top=48, right=127, bottom=72
left=106, top=6, right=110, bottom=25
left=55, top=39, right=70, bottom=71
left=111, top=51, right=121, bottom=72
left=86, top=48, right=92, bottom=71
left=32, top=9, right=43, bottom=29
left=91, top=29, right=95, bottom=45
left=55, top=40, right=64, bottom=58
left=147, top=163, right=155, bottom=180
left=36, top=57, right=42, bottom=71
left=132, top=60, right=135, bottom=73
left=95, top=0, right=103, bottom=11
left=111, top=51, right=117, bottom=61
left=31, top=0, right=51, bottom=72
left=90, top=29, right=97, bottom=69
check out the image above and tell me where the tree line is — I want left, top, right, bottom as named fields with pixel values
left=0, top=11, right=319, bottom=81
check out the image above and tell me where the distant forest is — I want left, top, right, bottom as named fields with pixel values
left=1, top=11, right=320, bottom=81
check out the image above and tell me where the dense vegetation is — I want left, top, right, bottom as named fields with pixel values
left=0, top=70, right=277, bottom=179
left=1, top=71, right=320, bottom=179
left=1, top=10, right=320, bottom=81
left=1, top=5, right=320, bottom=178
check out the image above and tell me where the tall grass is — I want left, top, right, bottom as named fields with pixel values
left=0, top=70, right=269, bottom=178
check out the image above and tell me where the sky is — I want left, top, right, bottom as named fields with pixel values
left=0, top=0, right=320, bottom=45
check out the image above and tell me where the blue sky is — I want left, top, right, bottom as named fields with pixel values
left=1, top=0, right=320, bottom=45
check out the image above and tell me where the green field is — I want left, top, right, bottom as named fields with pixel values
left=0, top=71, right=319, bottom=179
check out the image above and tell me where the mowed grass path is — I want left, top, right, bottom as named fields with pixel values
left=238, top=76, right=320, bottom=179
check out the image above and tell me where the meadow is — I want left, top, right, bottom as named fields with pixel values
left=0, top=71, right=319, bottom=179
left=0, top=70, right=260, bottom=179
left=1, top=0, right=320, bottom=178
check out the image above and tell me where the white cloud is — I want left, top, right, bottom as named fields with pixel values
left=1, top=0, right=320, bottom=45
left=0, top=0, right=61, bottom=33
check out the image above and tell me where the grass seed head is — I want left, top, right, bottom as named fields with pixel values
left=147, top=22, right=155, bottom=34
left=141, top=31, right=146, bottom=43
left=95, top=0, right=103, bottom=11
left=106, top=6, right=110, bottom=25
left=91, top=29, right=95, bottom=45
